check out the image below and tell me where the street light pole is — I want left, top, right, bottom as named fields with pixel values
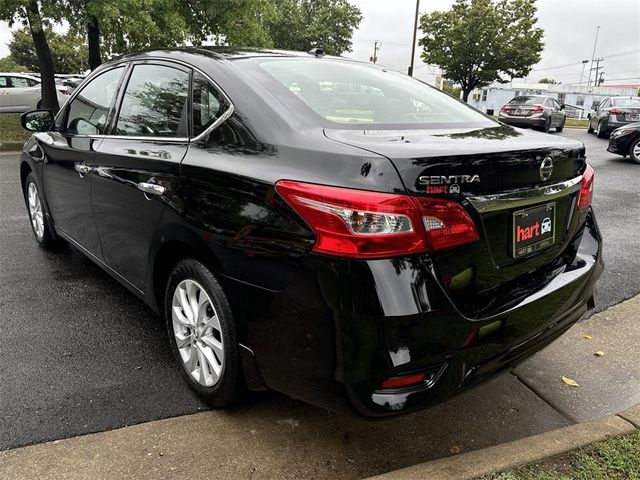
left=579, top=59, right=589, bottom=87
left=408, top=0, right=420, bottom=76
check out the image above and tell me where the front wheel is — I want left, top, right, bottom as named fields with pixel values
left=165, top=258, right=243, bottom=407
left=587, top=120, right=594, bottom=134
left=629, top=138, right=640, bottom=164
left=24, top=172, right=56, bottom=248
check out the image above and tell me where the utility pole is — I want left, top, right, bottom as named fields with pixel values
left=590, top=58, right=604, bottom=88
left=579, top=59, right=589, bottom=87
left=370, top=41, right=380, bottom=64
left=408, top=0, right=420, bottom=76
left=598, top=71, right=605, bottom=86
left=587, top=26, right=600, bottom=87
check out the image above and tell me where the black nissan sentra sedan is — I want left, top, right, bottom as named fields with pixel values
left=19, top=48, right=602, bottom=417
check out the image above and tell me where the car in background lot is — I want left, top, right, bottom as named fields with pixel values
left=0, top=73, right=69, bottom=113
left=588, top=97, right=640, bottom=138
left=498, top=95, right=566, bottom=132
left=18, top=48, right=602, bottom=417
left=607, top=123, right=640, bottom=163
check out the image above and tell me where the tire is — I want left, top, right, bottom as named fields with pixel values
left=36, top=100, right=42, bottom=109
left=629, top=137, right=640, bottom=164
left=596, top=121, right=607, bottom=138
left=24, top=172, right=56, bottom=249
left=165, top=258, right=242, bottom=407
left=587, top=120, right=594, bottom=134
left=542, top=118, right=551, bottom=133
left=556, top=119, right=565, bottom=132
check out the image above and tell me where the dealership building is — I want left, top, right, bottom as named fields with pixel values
left=467, top=82, right=639, bottom=118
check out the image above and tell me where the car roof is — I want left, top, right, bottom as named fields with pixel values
left=0, top=72, right=40, bottom=80
left=111, top=46, right=353, bottom=66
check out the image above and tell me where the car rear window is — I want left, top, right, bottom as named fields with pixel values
left=255, top=59, right=493, bottom=127
left=612, top=98, right=640, bottom=107
left=508, top=96, right=544, bottom=105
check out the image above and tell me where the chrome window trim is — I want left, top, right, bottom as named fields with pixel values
left=467, top=175, right=583, bottom=213
left=55, top=56, right=235, bottom=143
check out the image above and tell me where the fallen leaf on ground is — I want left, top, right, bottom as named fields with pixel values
left=561, top=376, right=580, bottom=387
left=450, top=446, right=460, bottom=455
left=582, top=335, right=593, bottom=340
left=594, top=351, right=605, bottom=357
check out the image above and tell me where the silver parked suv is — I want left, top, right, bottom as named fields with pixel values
left=499, top=95, right=566, bottom=133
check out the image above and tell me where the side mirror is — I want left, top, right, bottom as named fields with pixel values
left=21, top=110, right=54, bottom=132
left=560, top=104, right=565, bottom=110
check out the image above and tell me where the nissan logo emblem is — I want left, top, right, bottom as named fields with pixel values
left=540, top=157, right=554, bottom=181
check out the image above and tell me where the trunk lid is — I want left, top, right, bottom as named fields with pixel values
left=325, top=124, right=587, bottom=319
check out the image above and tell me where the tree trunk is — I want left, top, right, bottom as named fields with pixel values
left=462, top=87, right=473, bottom=103
left=87, top=16, right=102, bottom=70
left=25, top=0, right=59, bottom=112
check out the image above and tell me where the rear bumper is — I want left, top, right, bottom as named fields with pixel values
left=232, top=210, right=603, bottom=417
left=499, top=115, right=548, bottom=128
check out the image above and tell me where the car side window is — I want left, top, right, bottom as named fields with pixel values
left=65, top=66, right=125, bottom=136
left=0, top=76, right=8, bottom=88
left=27, top=78, right=38, bottom=87
left=10, top=77, right=26, bottom=88
left=192, top=72, right=230, bottom=137
left=114, top=64, right=189, bottom=138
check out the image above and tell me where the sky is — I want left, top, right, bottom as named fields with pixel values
left=1, top=0, right=639, bottom=86
left=347, top=0, right=640, bottom=86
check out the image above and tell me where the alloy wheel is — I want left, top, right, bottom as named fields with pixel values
left=171, top=279, right=224, bottom=387
left=633, top=141, right=640, bottom=160
left=27, top=182, right=44, bottom=240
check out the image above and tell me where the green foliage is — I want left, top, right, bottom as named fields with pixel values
left=539, top=78, right=558, bottom=84
left=419, top=0, right=544, bottom=101
left=264, top=0, right=363, bottom=55
left=442, top=82, right=462, bottom=99
left=0, top=55, right=29, bottom=72
left=482, top=430, right=640, bottom=480
left=9, top=28, right=88, bottom=73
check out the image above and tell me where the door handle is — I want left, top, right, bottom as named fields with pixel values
left=137, top=182, right=166, bottom=197
left=74, top=163, right=92, bottom=177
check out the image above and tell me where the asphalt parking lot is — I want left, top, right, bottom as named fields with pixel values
left=1, top=128, right=639, bottom=477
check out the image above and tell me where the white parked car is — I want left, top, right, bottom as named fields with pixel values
left=0, top=73, right=69, bottom=113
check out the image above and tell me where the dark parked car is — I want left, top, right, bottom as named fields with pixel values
left=499, top=95, right=566, bottom=132
left=607, top=123, right=640, bottom=163
left=19, top=48, right=602, bottom=417
left=588, top=96, right=640, bottom=138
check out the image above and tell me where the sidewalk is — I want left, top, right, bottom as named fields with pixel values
left=1, top=295, right=638, bottom=480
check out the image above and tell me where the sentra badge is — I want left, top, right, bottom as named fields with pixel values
left=418, top=174, right=480, bottom=194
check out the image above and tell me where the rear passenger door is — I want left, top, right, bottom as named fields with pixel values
left=0, top=76, right=10, bottom=112
left=9, top=76, right=39, bottom=111
left=91, top=61, right=191, bottom=292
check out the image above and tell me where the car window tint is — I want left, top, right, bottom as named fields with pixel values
left=192, top=72, right=229, bottom=137
left=259, top=59, right=492, bottom=126
left=115, top=64, right=189, bottom=137
left=0, top=77, right=8, bottom=88
left=65, top=66, right=124, bottom=135
left=11, top=77, right=31, bottom=88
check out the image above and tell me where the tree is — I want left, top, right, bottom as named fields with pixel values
left=419, top=0, right=544, bottom=102
left=0, top=0, right=60, bottom=110
left=265, top=0, right=362, bottom=55
left=9, top=28, right=88, bottom=73
left=539, top=78, right=558, bottom=84
left=0, top=55, right=29, bottom=72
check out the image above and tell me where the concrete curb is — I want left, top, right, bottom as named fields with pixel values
left=367, top=406, right=640, bottom=480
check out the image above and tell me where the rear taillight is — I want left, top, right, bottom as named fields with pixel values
left=275, top=180, right=478, bottom=258
left=530, top=105, right=544, bottom=114
left=577, top=165, right=594, bottom=210
left=608, top=108, right=623, bottom=116
left=500, top=105, right=509, bottom=113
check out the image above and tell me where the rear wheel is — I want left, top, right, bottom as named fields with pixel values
left=165, top=258, right=242, bottom=407
left=596, top=120, right=607, bottom=138
left=542, top=118, right=551, bottom=133
left=24, top=173, right=56, bottom=249
left=629, top=138, right=640, bottom=164
left=587, top=120, right=594, bottom=134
